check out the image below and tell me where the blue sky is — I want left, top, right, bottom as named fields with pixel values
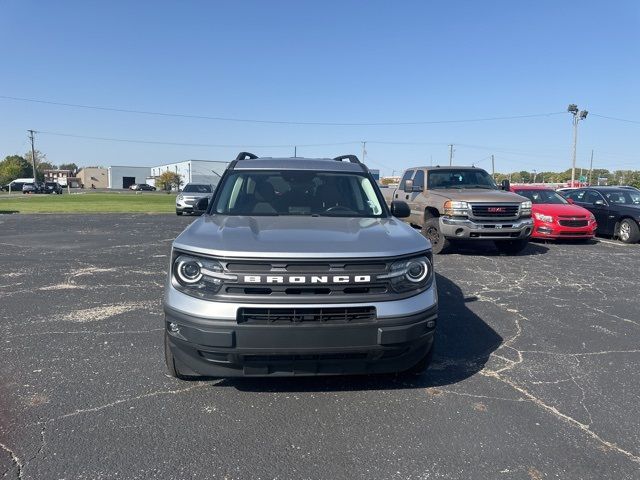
left=1, top=0, right=639, bottom=175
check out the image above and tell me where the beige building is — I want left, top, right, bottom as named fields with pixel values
left=77, top=167, right=108, bottom=189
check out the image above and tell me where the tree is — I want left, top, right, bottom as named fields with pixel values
left=156, top=171, right=183, bottom=191
left=59, top=163, right=78, bottom=173
left=0, top=155, right=32, bottom=184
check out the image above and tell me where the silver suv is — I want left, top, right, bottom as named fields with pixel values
left=175, top=183, right=214, bottom=215
left=164, top=153, right=438, bottom=378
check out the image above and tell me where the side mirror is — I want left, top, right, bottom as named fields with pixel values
left=390, top=200, right=411, bottom=218
left=195, top=197, right=209, bottom=214
left=566, top=198, right=575, bottom=204
left=403, top=179, right=414, bottom=193
left=501, top=179, right=510, bottom=191
left=594, top=199, right=605, bottom=206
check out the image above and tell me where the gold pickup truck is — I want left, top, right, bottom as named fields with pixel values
left=381, top=166, right=533, bottom=253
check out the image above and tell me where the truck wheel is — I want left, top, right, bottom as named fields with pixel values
left=164, top=331, right=190, bottom=380
left=402, top=343, right=435, bottom=375
left=422, top=218, right=451, bottom=254
left=618, top=219, right=640, bottom=243
left=494, top=239, right=528, bottom=254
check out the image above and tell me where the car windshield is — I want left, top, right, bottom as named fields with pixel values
left=515, top=189, right=567, bottom=205
left=213, top=170, right=385, bottom=217
left=427, top=169, right=497, bottom=189
left=182, top=184, right=212, bottom=193
left=603, top=190, right=640, bottom=205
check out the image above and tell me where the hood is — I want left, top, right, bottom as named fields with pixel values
left=173, top=215, right=430, bottom=259
left=180, top=192, right=211, bottom=199
left=532, top=203, right=593, bottom=217
left=430, top=188, right=528, bottom=203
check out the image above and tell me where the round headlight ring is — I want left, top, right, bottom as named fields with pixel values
left=176, top=257, right=203, bottom=284
left=405, top=259, right=429, bottom=283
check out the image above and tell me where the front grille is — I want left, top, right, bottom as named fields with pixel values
left=237, top=306, right=377, bottom=324
left=558, top=219, right=588, bottom=227
left=471, top=204, right=520, bottom=218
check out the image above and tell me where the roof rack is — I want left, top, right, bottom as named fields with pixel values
left=235, top=152, right=258, bottom=161
left=333, top=155, right=361, bottom=164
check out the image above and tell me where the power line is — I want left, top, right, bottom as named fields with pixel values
left=590, top=113, right=640, bottom=125
left=36, top=131, right=360, bottom=148
left=0, top=95, right=565, bottom=126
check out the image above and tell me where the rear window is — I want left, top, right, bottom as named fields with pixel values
left=183, top=184, right=212, bottom=193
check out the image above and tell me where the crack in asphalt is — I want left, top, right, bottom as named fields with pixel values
left=0, top=441, right=23, bottom=479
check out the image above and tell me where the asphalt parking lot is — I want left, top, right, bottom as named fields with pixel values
left=1, top=214, right=639, bottom=479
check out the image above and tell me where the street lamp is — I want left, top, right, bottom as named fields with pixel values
left=568, top=104, right=588, bottom=187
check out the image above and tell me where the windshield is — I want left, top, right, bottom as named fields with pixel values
left=183, top=184, right=212, bottom=193
left=603, top=190, right=640, bottom=205
left=213, top=170, right=385, bottom=217
left=515, top=189, right=567, bottom=205
left=427, top=169, right=497, bottom=190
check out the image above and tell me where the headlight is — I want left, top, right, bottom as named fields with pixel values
left=444, top=200, right=469, bottom=216
left=177, top=194, right=183, bottom=200
left=377, top=256, right=433, bottom=293
left=520, top=201, right=532, bottom=216
left=589, top=213, right=596, bottom=221
left=533, top=212, right=553, bottom=223
left=172, top=253, right=237, bottom=298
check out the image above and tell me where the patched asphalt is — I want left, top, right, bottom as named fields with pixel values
left=1, top=214, right=639, bottom=479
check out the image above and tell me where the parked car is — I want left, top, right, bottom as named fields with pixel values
left=511, top=186, right=596, bottom=240
left=164, top=152, right=436, bottom=379
left=130, top=183, right=156, bottom=191
left=381, top=166, right=533, bottom=253
left=22, top=182, right=45, bottom=194
left=2, top=178, right=34, bottom=192
left=44, top=181, right=63, bottom=194
left=175, top=183, right=214, bottom=215
left=561, top=187, right=640, bottom=243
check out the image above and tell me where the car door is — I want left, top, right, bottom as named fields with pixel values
left=395, top=169, right=415, bottom=201
left=408, top=169, right=425, bottom=224
left=583, top=190, right=612, bottom=234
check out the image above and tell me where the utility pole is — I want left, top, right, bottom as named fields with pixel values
left=588, top=149, right=594, bottom=185
left=448, top=144, right=454, bottom=166
left=532, top=169, right=537, bottom=183
left=491, top=155, right=495, bottom=179
left=567, top=104, right=588, bottom=187
left=294, top=146, right=297, bottom=158
left=28, top=130, right=37, bottom=182
left=361, top=141, right=367, bottom=164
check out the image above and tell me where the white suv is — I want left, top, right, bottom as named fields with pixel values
left=175, top=183, right=214, bottom=215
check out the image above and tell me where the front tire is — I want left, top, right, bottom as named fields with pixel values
left=422, top=217, right=451, bottom=254
left=618, top=218, right=640, bottom=243
left=402, top=342, right=435, bottom=376
left=494, top=239, right=528, bottom=254
left=164, top=331, right=191, bottom=380
left=176, top=210, right=183, bottom=216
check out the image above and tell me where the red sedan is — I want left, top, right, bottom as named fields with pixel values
left=511, top=186, right=597, bottom=240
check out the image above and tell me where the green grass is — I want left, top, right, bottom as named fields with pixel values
left=0, top=191, right=177, bottom=213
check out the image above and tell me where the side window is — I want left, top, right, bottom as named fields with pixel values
left=413, top=170, right=425, bottom=189
left=399, top=170, right=414, bottom=190
left=567, top=190, right=586, bottom=202
left=584, top=191, right=604, bottom=204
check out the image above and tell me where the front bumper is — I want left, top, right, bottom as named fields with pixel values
left=531, top=221, right=597, bottom=239
left=164, top=286, right=438, bottom=377
left=439, top=216, right=533, bottom=240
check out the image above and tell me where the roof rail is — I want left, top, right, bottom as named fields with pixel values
left=333, top=155, right=360, bottom=164
left=235, top=152, right=258, bottom=161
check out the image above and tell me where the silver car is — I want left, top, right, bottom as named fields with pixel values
left=175, top=183, right=214, bottom=215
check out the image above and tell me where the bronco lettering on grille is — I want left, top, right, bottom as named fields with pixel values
left=243, top=275, right=371, bottom=284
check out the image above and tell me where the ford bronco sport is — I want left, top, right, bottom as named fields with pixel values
left=164, top=153, right=438, bottom=378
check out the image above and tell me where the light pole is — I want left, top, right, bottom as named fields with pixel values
left=567, top=104, right=588, bottom=187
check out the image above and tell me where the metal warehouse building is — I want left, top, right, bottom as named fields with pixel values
left=150, top=160, right=229, bottom=188
left=107, top=166, right=152, bottom=189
